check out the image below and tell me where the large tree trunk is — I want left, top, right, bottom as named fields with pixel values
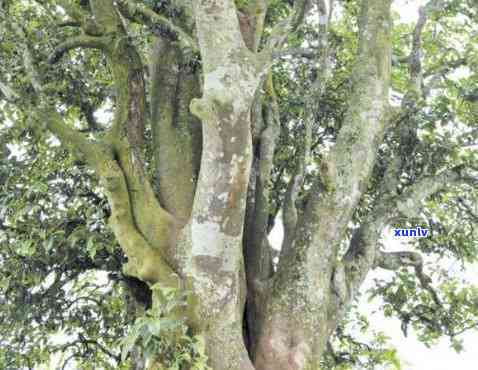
left=143, top=0, right=391, bottom=369
left=165, top=1, right=264, bottom=369
left=25, top=0, right=393, bottom=369
left=253, top=1, right=392, bottom=369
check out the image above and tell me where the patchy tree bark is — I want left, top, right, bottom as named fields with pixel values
left=4, top=0, right=478, bottom=369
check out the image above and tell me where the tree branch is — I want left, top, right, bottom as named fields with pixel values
left=246, top=72, right=280, bottom=285
left=56, top=0, right=105, bottom=36
left=395, top=166, right=475, bottom=219
left=115, top=0, right=198, bottom=51
left=47, top=35, right=107, bottom=64
left=281, top=0, right=333, bottom=256
left=15, top=22, right=105, bottom=166
left=82, top=0, right=180, bottom=269
left=335, top=165, right=476, bottom=322
left=378, top=0, right=444, bottom=203
left=375, top=250, right=441, bottom=306
left=272, top=47, right=316, bottom=59
left=261, top=0, right=313, bottom=56
left=17, top=15, right=180, bottom=287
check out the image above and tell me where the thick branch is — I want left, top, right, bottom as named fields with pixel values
left=150, top=37, right=201, bottom=222
left=250, top=0, right=267, bottom=52
left=237, top=0, right=268, bottom=52
left=18, top=14, right=178, bottom=287
left=82, top=0, right=179, bottom=266
left=246, top=72, right=280, bottom=285
left=335, top=166, right=476, bottom=323
left=56, top=0, right=105, bottom=36
left=115, top=0, right=197, bottom=51
left=278, top=0, right=392, bottom=301
left=96, top=156, right=180, bottom=286
left=395, top=166, right=472, bottom=219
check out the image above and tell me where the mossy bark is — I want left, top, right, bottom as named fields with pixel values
left=38, top=1, right=395, bottom=369
left=254, top=1, right=392, bottom=369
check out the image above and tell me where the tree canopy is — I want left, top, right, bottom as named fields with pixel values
left=0, top=0, right=477, bottom=369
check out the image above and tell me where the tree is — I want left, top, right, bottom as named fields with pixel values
left=1, top=0, right=477, bottom=369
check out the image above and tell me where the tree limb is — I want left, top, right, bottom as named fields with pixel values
left=16, top=22, right=104, bottom=166
left=17, top=15, right=180, bottom=287
left=115, top=0, right=198, bottom=51
left=56, top=0, right=105, bottom=36
left=395, top=166, right=475, bottom=219
left=246, top=72, right=280, bottom=285
left=261, top=0, right=313, bottom=56
left=281, top=0, right=333, bottom=256
left=47, top=35, right=108, bottom=64
left=375, top=250, right=441, bottom=306
left=272, top=47, right=317, bottom=59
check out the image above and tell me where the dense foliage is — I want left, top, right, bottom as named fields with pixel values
left=0, top=0, right=477, bottom=369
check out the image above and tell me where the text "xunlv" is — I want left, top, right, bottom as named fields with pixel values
left=393, top=227, right=429, bottom=238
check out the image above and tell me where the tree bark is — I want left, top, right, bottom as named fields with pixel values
left=20, top=0, right=470, bottom=369
left=254, top=1, right=392, bottom=369
left=170, top=1, right=266, bottom=369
